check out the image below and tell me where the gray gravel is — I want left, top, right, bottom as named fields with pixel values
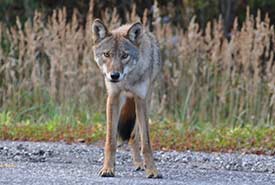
left=1, top=141, right=275, bottom=185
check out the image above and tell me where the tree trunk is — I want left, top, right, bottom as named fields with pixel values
left=220, top=0, right=236, bottom=38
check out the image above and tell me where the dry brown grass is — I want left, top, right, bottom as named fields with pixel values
left=0, top=1, right=274, bottom=126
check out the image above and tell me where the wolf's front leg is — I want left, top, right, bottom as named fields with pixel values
left=99, top=95, right=120, bottom=177
left=135, top=97, right=162, bottom=178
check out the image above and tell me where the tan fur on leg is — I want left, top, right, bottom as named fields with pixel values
left=129, top=123, right=143, bottom=171
left=99, top=95, right=120, bottom=177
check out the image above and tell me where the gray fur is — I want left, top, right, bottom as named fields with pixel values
left=92, top=21, right=162, bottom=99
left=93, top=19, right=163, bottom=178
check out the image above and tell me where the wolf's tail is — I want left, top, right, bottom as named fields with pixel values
left=117, top=97, right=136, bottom=141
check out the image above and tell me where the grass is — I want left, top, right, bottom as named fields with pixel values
left=0, top=110, right=105, bottom=143
left=0, top=2, right=275, bottom=154
left=1, top=110, right=275, bottom=155
left=151, top=120, right=275, bottom=155
left=1, top=3, right=275, bottom=127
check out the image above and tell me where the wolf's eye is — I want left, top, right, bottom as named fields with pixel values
left=103, top=52, right=110, bottom=58
left=121, top=53, right=129, bottom=59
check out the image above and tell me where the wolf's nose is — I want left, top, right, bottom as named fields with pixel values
left=110, top=72, right=120, bottom=80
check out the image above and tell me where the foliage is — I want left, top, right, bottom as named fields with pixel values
left=0, top=109, right=105, bottom=143
left=0, top=1, right=275, bottom=153
left=150, top=120, right=275, bottom=154
left=0, top=0, right=275, bottom=29
left=1, top=111, right=275, bottom=154
left=0, top=1, right=275, bottom=126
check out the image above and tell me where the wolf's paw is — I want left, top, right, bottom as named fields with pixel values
left=99, top=167, right=115, bottom=177
left=145, top=168, right=162, bottom=179
left=133, top=161, right=144, bottom=171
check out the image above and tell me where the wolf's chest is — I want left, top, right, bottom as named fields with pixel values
left=121, top=80, right=149, bottom=99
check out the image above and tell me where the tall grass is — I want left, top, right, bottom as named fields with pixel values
left=0, top=1, right=274, bottom=128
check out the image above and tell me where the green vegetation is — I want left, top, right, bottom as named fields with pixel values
left=0, top=1, right=275, bottom=154
left=151, top=121, right=275, bottom=154
left=0, top=108, right=105, bottom=143
left=1, top=0, right=275, bottom=32
left=1, top=110, right=275, bottom=154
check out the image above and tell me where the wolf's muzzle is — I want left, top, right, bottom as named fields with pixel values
left=110, top=72, right=120, bottom=83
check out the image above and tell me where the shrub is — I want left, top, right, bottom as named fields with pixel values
left=0, top=1, right=274, bottom=127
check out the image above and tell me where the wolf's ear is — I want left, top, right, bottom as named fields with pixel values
left=127, top=22, right=143, bottom=45
left=92, top=19, right=109, bottom=43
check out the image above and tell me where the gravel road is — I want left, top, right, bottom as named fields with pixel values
left=1, top=141, right=275, bottom=185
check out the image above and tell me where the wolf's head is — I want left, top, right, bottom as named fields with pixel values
left=92, top=19, right=143, bottom=83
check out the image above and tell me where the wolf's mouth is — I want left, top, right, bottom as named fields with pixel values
left=109, top=79, right=120, bottom=83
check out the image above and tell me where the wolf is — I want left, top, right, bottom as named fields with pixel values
left=92, top=18, right=162, bottom=178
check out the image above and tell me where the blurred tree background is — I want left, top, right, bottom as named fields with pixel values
left=1, top=0, right=275, bottom=148
left=0, top=0, right=275, bottom=36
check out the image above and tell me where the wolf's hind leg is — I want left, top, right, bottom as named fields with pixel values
left=129, top=124, right=144, bottom=171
